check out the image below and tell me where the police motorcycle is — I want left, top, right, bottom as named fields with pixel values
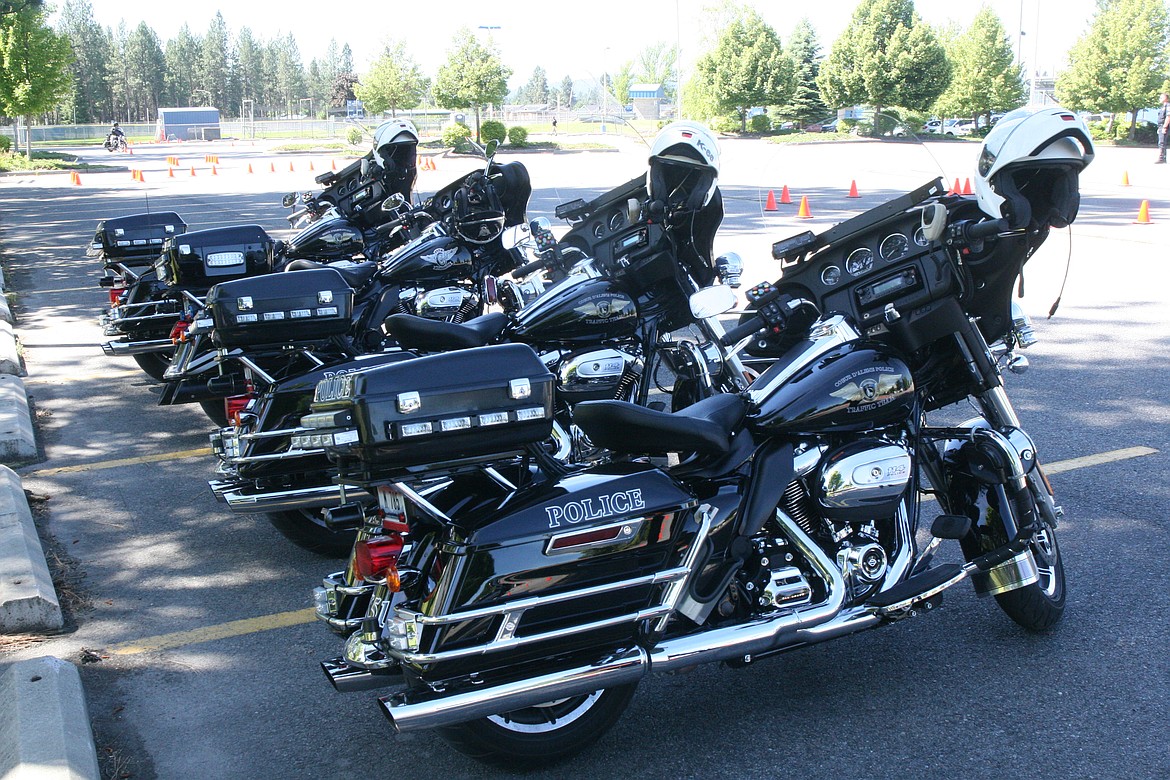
left=206, top=123, right=748, bottom=556
left=295, top=108, right=1090, bottom=765
left=94, top=120, right=424, bottom=384
left=162, top=138, right=534, bottom=434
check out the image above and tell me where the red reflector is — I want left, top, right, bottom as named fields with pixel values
left=354, top=534, right=404, bottom=583
left=224, top=390, right=254, bottom=426
left=169, top=319, right=190, bottom=343
left=108, top=288, right=125, bottom=306
left=381, top=510, right=408, bottom=534
left=549, top=524, right=625, bottom=551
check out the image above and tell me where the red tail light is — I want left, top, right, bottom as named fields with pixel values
left=224, top=388, right=255, bottom=426
left=169, top=319, right=190, bottom=343
left=108, top=287, right=125, bottom=306
left=354, top=534, right=404, bottom=586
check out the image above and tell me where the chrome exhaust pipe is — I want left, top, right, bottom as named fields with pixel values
left=322, top=657, right=404, bottom=694
left=102, top=338, right=174, bottom=357
left=377, top=510, right=848, bottom=734
left=649, top=508, right=847, bottom=673
left=382, top=647, right=648, bottom=733
left=220, top=483, right=344, bottom=513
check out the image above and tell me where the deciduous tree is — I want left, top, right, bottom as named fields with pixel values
left=0, top=3, right=72, bottom=155
left=432, top=28, right=510, bottom=141
left=356, top=39, right=427, bottom=117
left=934, top=8, right=1024, bottom=129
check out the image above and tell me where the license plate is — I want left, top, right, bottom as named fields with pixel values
left=377, top=485, right=406, bottom=516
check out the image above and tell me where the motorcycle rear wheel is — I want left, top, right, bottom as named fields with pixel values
left=990, top=479, right=1066, bottom=631
left=132, top=352, right=172, bottom=382
left=265, top=509, right=356, bottom=558
left=197, top=399, right=229, bottom=427
left=435, top=684, right=637, bottom=768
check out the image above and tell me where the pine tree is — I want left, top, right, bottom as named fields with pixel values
left=782, top=19, right=829, bottom=127
left=934, top=8, right=1024, bottom=129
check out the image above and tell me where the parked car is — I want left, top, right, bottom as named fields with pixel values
left=804, top=116, right=839, bottom=133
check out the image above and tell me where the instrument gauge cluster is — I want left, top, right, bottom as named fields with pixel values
left=879, top=233, right=909, bottom=262
left=845, top=247, right=874, bottom=276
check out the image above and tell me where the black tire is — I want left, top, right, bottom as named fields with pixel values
left=992, top=479, right=1066, bottom=631
left=435, top=684, right=636, bottom=768
left=197, top=399, right=230, bottom=427
left=265, top=509, right=356, bottom=558
left=132, top=351, right=173, bottom=382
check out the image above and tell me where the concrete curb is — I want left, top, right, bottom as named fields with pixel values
left=0, top=656, right=101, bottom=779
left=0, top=465, right=60, bottom=631
left=0, top=376, right=35, bottom=461
left=0, top=320, right=21, bottom=376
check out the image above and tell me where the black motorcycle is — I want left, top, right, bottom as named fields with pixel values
left=95, top=147, right=425, bottom=384
left=298, top=141, right=1083, bottom=764
left=103, top=132, right=128, bottom=152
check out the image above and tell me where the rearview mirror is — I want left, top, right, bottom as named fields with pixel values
left=484, top=139, right=500, bottom=158
left=690, top=285, right=738, bottom=319
left=381, top=192, right=407, bottom=212
left=500, top=223, right=531, bottom=251
left=281, top=193, right=297, bottom=208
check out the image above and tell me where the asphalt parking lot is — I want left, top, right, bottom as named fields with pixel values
left=0, top=132, right=1167, bottom=779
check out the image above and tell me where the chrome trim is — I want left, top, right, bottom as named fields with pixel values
left=746, top=315, right=861, bottom=409
left=233, top=353, right=276, bottom=386
left=648, top=506, right=846, bottom=673
left=392, top=565, right=692, bottom=664
left=382, top=647, right=648, bottom=733
left=101, top=338, right=174, bottom=356
left=321, top=657, right=403, bottom=693
left=220, top=483, right=345, bottom=513
left=544, top=517, right=645, bottom=555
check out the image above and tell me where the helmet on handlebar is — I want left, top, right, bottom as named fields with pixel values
left=453, top=171, right=506, bottom=244
left=373, top=119, right=420, bottom=199
left=647, top=121, right=720, bottom=212
left=974, top=106, right=1094, bottom=231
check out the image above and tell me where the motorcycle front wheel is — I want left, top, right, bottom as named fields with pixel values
left=987, top=477, right=1067, bottom=630
left=435, top=684, right=637, bottom=768
left=265, top=509, right=356, bottom=558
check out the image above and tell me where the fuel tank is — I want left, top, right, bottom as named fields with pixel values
left=285, top=216, right=365, bottom=261
left=748, top=340, right=914, bottom=434
left=380, top=234, right=474, bottom=284
left=508, top=276, right=638, bottom=344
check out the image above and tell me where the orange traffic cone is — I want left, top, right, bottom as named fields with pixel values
left=212, top=165, right=218, bottom=176
left=847, top=180, right=860, bottom=198
left=331, top=159, right=337, bottom=170
left=1121, top=171, right=1131, bottom=187
left=796, top=195, right=813, bottom=219
left=779, top=185, right=792, bottom=204
left=289, top=162, right=295, bottom=172
left=1134, top=200, right=1153, bottom=224
left=190, top=166, right=197, bottom=176
left=962, top=178, right=973, bottom=195
left=309, top=160, right=315, bottom=171
left=137, top=170, right=145, bottom=182
left=764, top=190, right=778, bottom=211
left=70, top=171, right=81, bottom=186
left=247, top=163, right=254, bottom=174
left=270, top=162, right=276, bottom=173
left=427, top=157, right=436, bottom=171
left=168, top=167, right=175, bottom=178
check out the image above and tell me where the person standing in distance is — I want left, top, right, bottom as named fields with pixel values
left=1157, top=92, right=1169, bottom=163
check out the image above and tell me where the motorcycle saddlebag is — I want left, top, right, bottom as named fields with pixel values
left=207, top=268, right=354, bottom=347
left=155, top=225, right=274, bottom=289
left=312, top=343, right=554, bottom=472
left=88, top=211, right=187, bottom=262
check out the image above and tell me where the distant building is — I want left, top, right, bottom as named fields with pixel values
left=156, top=107, right=221, bottom=142
left=630, top=83, right=665, bottom=120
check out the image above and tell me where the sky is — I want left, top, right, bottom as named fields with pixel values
left=68, top=0, right=1094, bottom=90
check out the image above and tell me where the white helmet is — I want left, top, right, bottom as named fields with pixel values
left=647, top=121, right=720, bottom=211
left=974, top=106, right=1094, bottom=230
left=373, top=119, right=419, bottom=167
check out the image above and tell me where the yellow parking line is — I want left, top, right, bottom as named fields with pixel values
left=94, top=444, right=1159, bottom=656
left=108, top=608, right=317, bottom=656
left=22, top=447, right=211, bottom=477
left=1043, top=446, right=1158, bottom=475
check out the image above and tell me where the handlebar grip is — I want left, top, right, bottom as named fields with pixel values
left=965, top=218, right=1009, bottom=240
left=720, top=315, right=766, bottom=346
left=512, top=256, right=548, bottom=278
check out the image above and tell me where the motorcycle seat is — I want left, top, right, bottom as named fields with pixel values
left=573, top=394, right=746, bottom=455
left=284, top=259, right=379, bottom=289
left=383, top=312, right=509, bottom=351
